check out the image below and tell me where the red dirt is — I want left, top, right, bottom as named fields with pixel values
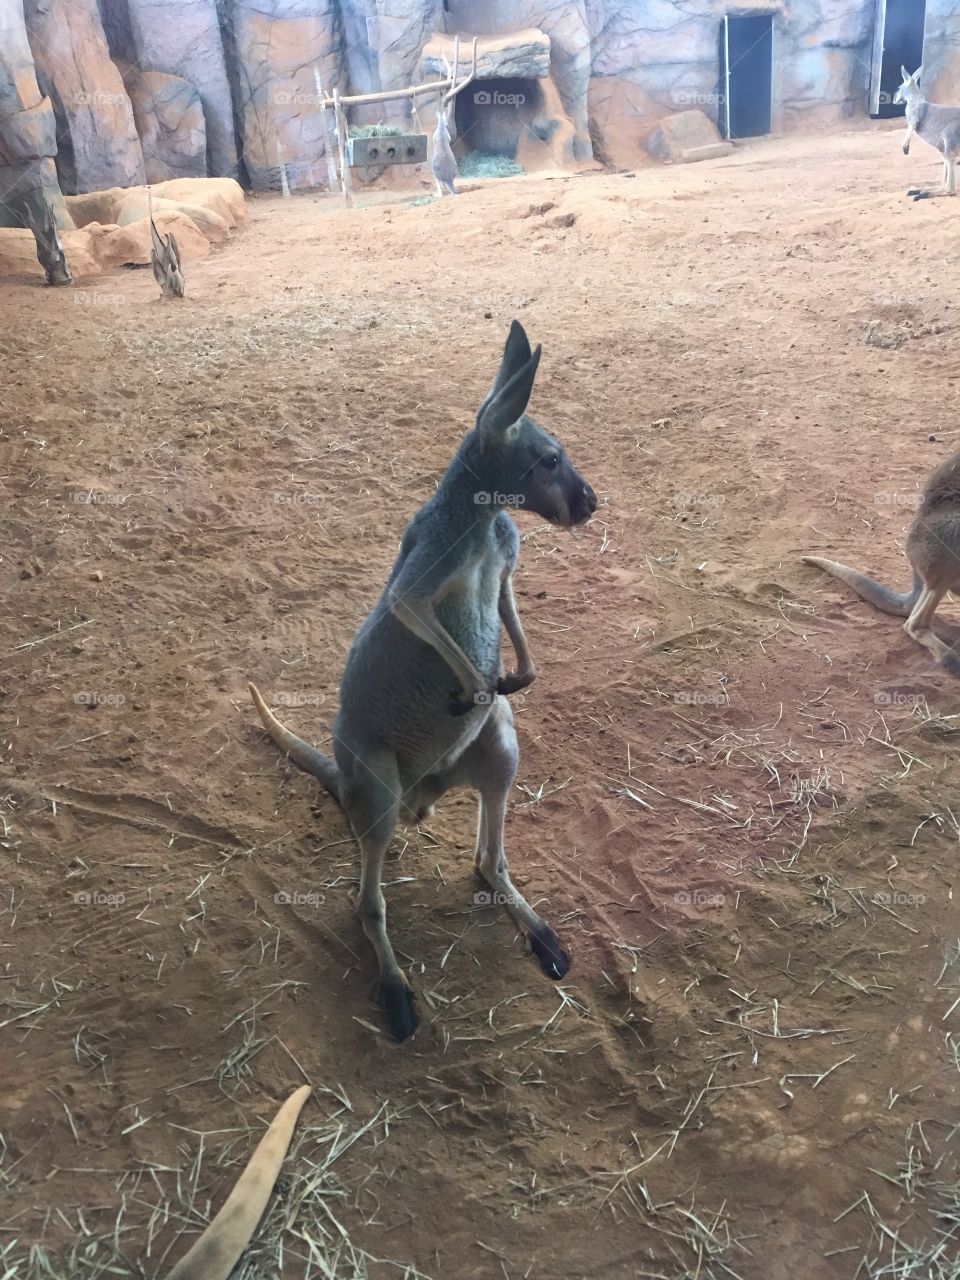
left=1, top=126, right=958, bottom=1279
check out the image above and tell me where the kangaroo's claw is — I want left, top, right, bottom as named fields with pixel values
left=497, top=669, right=536, bottom=697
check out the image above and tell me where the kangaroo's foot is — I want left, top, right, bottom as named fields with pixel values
left=940, top=649, right=960, bottom=677
left=376, top=973, right=418, bottom=1041
left=528, top=922, right=571, bottom=980
left=909, top=188, right=954, bottom=201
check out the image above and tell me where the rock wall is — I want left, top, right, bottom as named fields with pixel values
left=2, top=0, right=960, bottom=216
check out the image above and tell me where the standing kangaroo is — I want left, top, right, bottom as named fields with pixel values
left=250, top=321, right=597, bottom=1040
left=895, top=65, right=960, bottom=200
left=803, top=451, right=960, bottom=675
left=430, top=107, right=459, bottom=196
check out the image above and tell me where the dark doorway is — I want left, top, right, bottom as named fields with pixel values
left=870, top=0, right=927, bottom=118
left=719, top=14, right=774, bottom=140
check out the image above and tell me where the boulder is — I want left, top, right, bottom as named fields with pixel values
left=0, top=0, right=69, bottom=227
left=128, top=70, right=206, bottom=182
left=115, top=191, right=230, bottom=243
left=229, top=0, right=341, bottom=191
left=116, top=0, right=236, bottom=178
left=420, top=29, right=551, bottom=81
left=22, top=0, right=144, bottom=193
left=65, top=177, right=245, bottom=233
left=646, top=110, right=732, bottom=163
left=77, top=208, right=210, bottom=269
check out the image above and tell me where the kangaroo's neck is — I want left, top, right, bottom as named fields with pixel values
left=907, top=96, right=927, bottom=127
left=433, top=430, right=504, bottom=516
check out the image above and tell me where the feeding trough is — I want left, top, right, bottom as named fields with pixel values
left=346, top=132, right=427, bottom=168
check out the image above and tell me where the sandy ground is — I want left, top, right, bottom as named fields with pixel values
left=1, top=126, right=959, bottom=1279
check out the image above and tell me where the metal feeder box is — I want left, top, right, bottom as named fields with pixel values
left=346, top=133, right=427, bottom=167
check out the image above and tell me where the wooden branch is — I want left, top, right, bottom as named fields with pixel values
left=332, top=89, right=353, bottom=206
left=442, top=36, right=479, bottom=109
left=314, top=68, right=339, bottom=192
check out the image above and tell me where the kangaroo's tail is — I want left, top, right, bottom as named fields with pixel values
left=248, top=682, right=341, bottom=804
left=802, top=557, right=922, bottom=617
left=164, top=1085, right=311, bottom=1280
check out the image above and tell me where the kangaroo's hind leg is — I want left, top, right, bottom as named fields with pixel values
left=903, top=584, right=960, bottom=674
left=339, top=752, right=418, bottom=1040
left=467, top=700, right=571, bottom=980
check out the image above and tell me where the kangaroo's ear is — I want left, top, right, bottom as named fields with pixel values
left=901, top=65, right=910, bottom=82
left=913, top=65, right=922, bottom=82
left=476, top=321, right=535, bottom=433
left=477, top=338, right=542, bottom=443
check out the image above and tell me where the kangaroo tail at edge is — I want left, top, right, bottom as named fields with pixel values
left=801, top=556, right=922, bottom=617
left=248, top=682, right=341, bottom=804
left=163, top=1084, right=311, bottom=1280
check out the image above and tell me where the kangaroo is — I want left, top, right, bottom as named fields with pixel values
left=250, top=321, right=597, bottom=1040
left=803, top=451, right=960, bottom=675
left=895, top=65, right=960, bottom=201
left=21, top=190, right=71, bottom=286
left=430, top=106, right=459, bottom=196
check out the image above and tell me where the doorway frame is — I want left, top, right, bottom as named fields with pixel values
left=720, top=12, right=775, bottom=141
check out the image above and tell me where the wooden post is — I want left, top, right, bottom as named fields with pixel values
left=332, top=88, right=353, bottom=207
left=314, top=68, right=339, bottom=193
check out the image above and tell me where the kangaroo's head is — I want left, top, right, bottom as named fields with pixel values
left=434, top=108, right=451, bottom=140
left=894, top=65, right=922, bottom=105
left=474, top=320, right=597, bottom=527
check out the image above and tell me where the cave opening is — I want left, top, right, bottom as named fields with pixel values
left=453, top=77, right=546, bottom=159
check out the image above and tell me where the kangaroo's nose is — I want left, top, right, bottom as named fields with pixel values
left=584, top=484, right=597, bottom=515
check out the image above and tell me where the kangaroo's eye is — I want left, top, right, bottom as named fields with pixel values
left=541, top=454, right=560, bottom=471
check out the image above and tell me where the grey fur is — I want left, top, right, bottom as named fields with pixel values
left=250, top=321, right=597, bottom=1040
left=430, top=109, right=459, bottom=196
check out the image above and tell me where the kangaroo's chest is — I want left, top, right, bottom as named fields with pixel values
left=435, top=546, right=507, bottom=674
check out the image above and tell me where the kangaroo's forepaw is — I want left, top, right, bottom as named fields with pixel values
left=940, top=650, right=960, bottom=677
left=497, top=669, right=536, bottom=697
left=449, top=688, right=495, bottom=716
left=378, top=975, right=418, bottom=1041
left=529, top=926, right=571, bottom=981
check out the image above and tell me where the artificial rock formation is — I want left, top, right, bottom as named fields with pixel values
left=128, top=70, right=206, bottom=183
left=23, top=0, right=143, bottom=193
left=116, top=0, right=236, bottom=178
left=0, top=0, right=68, bottom=226
left=2, top=0, right=960, bottom=216
left=228, top=0, right=342, bottom=190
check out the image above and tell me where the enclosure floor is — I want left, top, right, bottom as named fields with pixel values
left=2, top=125, right=959, bottom=1279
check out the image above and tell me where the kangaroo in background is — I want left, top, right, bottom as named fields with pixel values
left=250, top=321, right=597, bottom=1040
left=803, top=451, right=960, bottom=675
left=895, top=65, right=960, bottom=200
left=430, top=106, right=459, bottom=196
